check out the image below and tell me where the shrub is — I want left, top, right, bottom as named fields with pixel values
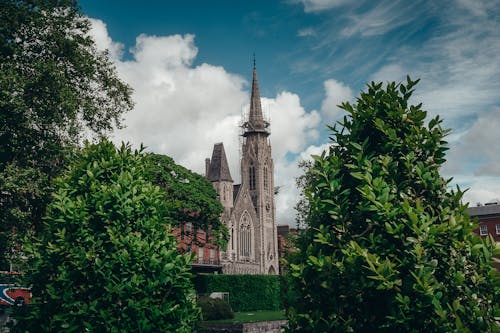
left=197, top=296, right=234, bottom=321
left=194, top=274, right=281, bottom=312
left=286, top=78, right=499, bottom=332
left=11, top=140, right=199, bottom=332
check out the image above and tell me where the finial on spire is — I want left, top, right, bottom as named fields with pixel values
left=253, top=53, right=256, bottom=69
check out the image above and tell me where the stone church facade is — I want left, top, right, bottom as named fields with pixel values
left=204, top=64, right=278, bottom=275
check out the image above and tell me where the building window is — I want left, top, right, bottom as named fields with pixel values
left=264, top=164, right=269, bottom=192
left=198, top=247, right=204, bottom=264
left=231, top=226, right=234, bottom=250
left=185, top=222, right=193, bottom=233
left=479, top=224, right=488, bottom=236
left=239, top=214, right=252, bottom=258
left=210, top=249, right=215, bottom=264
left=496, top=224, right=500, bottom=235
left=249, top=164, right=256, bottom=190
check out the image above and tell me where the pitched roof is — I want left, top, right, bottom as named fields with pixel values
left=207, top=143, right=233, bottom=182
left=467, top=203, right=500, bottom=217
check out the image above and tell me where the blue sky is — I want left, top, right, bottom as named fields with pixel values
left=80, top=0, right=500, bottom=225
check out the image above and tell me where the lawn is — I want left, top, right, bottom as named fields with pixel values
left=204, top=310, right=286, bottom=323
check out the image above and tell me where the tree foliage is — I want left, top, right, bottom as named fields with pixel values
left=146, top=154, right=227, bottom=249
left=11, top=140, right=198, bottom=332
left=286, top=78, right=499, bottom=332
left=294, top=159, right=313, bottom=230
left=0, top=0, right=133, bottom=266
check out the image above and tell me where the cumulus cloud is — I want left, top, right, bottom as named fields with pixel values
left=88, top=18, right=124, bottom=60
left=321, top=79, right=354, bottom=122
left=88, top=18, right=322, bottom=225
left=274, top=143, right=331, bottom=225
left=444, top=107, right=500, bottom=177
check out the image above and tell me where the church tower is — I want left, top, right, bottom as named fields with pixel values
left=205, top=61, right=278, bottom=275
left=206, top=143, right=233, bottom=210
left=240, top=62, right=278, bottom=274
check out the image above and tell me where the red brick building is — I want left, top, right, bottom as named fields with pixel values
left=172, top=223, right=222, bottom=274
left=277, top=225, right=300, bottom=274
left=467, top=201, right=500, bottom=270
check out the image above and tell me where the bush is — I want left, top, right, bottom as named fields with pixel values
left=286, top=78, right=499, bottom=332
left=197, top=296, right=234, bottom=321
left=194, top=274, right=281, bottom=312
left=11, top=140, right=199, bottom=332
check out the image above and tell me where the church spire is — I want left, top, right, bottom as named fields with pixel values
left=243, top=59, right=269, bottom=137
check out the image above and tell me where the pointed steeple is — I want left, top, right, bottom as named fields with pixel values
left=207, top=143, right=233, bottom=182
left=243, top=59, right=269, bottom=137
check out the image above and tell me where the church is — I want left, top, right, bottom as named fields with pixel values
left=204, top=64, right=279, bottom=275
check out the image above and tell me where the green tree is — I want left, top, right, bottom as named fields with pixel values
left=11, top=140, right=198, bottom=332
left=294, top=159, right=313, bottom=230
left=286, top=78, right=499, bottom=332
left=146, top=154, right=227, bottom=249
left=0, top=0, right=133, bottom=267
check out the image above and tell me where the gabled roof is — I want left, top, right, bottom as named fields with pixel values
left=207, top=143, right=233, bottom=182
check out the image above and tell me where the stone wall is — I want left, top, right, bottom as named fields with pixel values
left=197, top=320, right=287, bottom=333
left=221, top=261, right=261, bottom=275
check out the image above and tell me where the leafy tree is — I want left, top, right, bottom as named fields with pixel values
left=0, top=0, right=133, bottom=267
left=146, top=154, right=227, bottom=249
left=294, top=159, right=313, bottom=230
left=11, top=140, right=198, bottom=332
left=286, top=78, right=499, bottom=332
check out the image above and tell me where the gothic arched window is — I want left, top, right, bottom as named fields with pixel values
left=239, top=213, right=252, bottom=258
left=249, top=163, right=256, bottom=190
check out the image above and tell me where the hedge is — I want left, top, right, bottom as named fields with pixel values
left=193, top=274, right=281, bottom=312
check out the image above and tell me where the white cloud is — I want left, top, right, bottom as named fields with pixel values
left=370, top=64, right=406, bottom=83
left=88, top=18, right=322, bottom=225
left=463, top=180, right=500, bottom=207
left=297, top=27, right=316, bottom=37
left=292, top=0, right=349, bottom=13
left=444, top=107, right=500, bottom=177
left=340, top=1, right=418, bottom=37
left=88, top=18, right=124, bottom=60
left=321, top=79, right=354, bottom=122
left=363, top=2, right=500, bottom=205
left=274, top=143, right=331, bottom=225
left=456, top=0, right=489, bottom=17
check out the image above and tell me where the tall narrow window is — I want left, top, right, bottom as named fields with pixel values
left=249, top=164, right=256, bottom=190
left=263, top=164, right=269, bottom=192
left=239, top=214, right=252, bottom=258
left=210, top=249, right=215, bottom=264
left=197, top=247, right=203, bottom=263
left=231, top=226, right=234, bottom=250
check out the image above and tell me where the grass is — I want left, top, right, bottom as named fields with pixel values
left=204, top=310, right=286, bottom=323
